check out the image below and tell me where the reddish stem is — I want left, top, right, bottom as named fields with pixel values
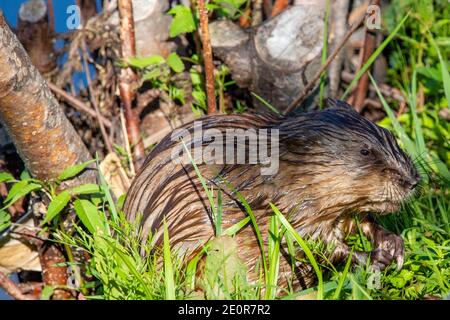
left=353, top=0, right=380, bottom=112
left=271, top=0, right=289, bottom=17
left=117, top=0, right=146, bottom=169
left=197, top=0, right=217, bottom=114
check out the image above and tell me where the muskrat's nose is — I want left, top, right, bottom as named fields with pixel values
left=403, top=176, right=420, bottom=190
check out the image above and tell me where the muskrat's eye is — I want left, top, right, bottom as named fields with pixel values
left=360, top=149, right=370, bottom=156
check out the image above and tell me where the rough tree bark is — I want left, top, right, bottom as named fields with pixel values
left=0, top=15, right=94, bottom=186
left=0, top=13, right=95, bottom=299
left=210, top=4, right=325, bottom=113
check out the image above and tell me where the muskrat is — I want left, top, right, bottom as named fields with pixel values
left=124, top=99, right=420, bottom=289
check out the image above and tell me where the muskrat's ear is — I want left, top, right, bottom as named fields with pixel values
left=326, top=98, right=354, bottom=111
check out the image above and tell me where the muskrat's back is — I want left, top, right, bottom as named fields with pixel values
left=124, top=101, right=420, bottom=289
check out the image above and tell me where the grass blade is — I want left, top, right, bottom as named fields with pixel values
left=270, top=203, right=323, bottom=300
left=163, top=218, right=176, bottom=300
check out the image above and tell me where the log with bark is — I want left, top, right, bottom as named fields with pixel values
left=209, top=3, right=326, bottom=113
left=0, top=12, right=96, bottom=299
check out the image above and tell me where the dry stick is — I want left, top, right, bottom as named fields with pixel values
left=48, top=82, right=113, bottom=128
left=197, top=0, right=217, bottom=114
left=271, top=0, right=289, bottom=17
left=263, top=0, right=273, bottom=18
left=283, top=11, right=367, bottom=115
left=0, top=271, right=36, bottom=300
left=252, top=0, right=264, bottom=26
left=80, top=36, right=114, bottom=154
left=353, top=0, right=380, bottom=112
left=117, top=0, right=146, bottom=169
left=47, top=0, right=55, bottom=32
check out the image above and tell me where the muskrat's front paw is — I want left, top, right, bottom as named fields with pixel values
left=371, top=232, right=404, bottom=271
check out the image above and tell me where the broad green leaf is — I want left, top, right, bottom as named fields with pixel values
left=3, top=181, right=41, bottom=209
left=0, top=209, right=11, bottom=233
left=69, top=184, right=102, bottom=196
left=0, top=172, right=15, bottom=183
left=42, top=191, right=71, bottom=225
left=168, top=5, right=196, bottom=38
left=40, top=286, right=54, bottom=300
left=73, top=199, right=106, bottom=234
left=20, top=170, right=31, bottom=181
left=127, top=55, right=165, bottom=69
left=57, top=160, right=95, bottom=182
left=430, top=36, right=450, bottom=108
left=166, top=52, right=185, bottom=73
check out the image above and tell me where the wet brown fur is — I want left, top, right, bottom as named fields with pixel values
left=124, top=99, right=420, bottom=289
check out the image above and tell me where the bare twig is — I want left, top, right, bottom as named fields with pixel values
left=0, top=271, right=37, bottom=300
left=353, top=0, right=380, bottom=112
left=80, top=36, right=114, bottom=154
left=283, top=11, right=367, bottom=115
left=263, top=0, right=272, bottom=18
left=118, top=0, right=146, bottom=169
left=252, top=0, right=264, bottom=26
left=197, top=0, right=217, bottom=114
left=47, top=0, right=55, bottom=32
left=48, top=82, right=113, bottom=128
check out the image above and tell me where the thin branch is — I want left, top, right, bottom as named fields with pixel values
left=283, top=11, right=367, bottom=115
left=197, top=0, right=217, bottom=114
left=47, top=0, right=55, bottom=32
left=353, top=0, right=380, bottom=112
left=48, top=82, right=113, bottom=128
left=80, top=36, right=114, bottom=154
left=252, top=0, right=264, bottom=26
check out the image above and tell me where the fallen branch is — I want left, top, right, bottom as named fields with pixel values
left=48, top=82, right=113, bottom=128
left=0, top=271, right=37, bottom=300
left=197, top=0, right=217, bottom=114
left=283, top=10, right=367, bottom=115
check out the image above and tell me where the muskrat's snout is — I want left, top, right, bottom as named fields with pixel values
left=399, top=172, right=421, bottom=191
